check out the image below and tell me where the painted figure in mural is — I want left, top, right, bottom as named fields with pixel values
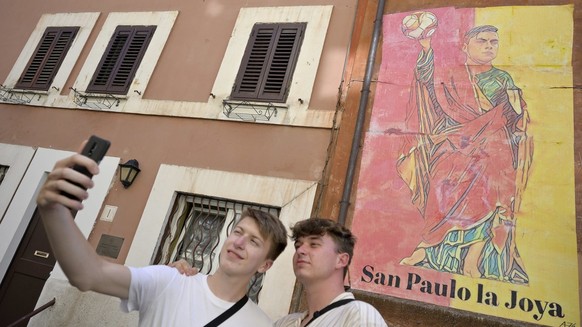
left=397, top=12, right=534, bottom=284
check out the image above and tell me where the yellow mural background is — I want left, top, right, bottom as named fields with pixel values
left=447, top=5, right=579, bottom=325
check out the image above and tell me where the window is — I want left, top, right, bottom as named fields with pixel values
left=15, top=27, right=79, bottom=91
left=0, top=165, right=8, bottom=186
left=86, top=25, right=156, bottom=95
left=231, top=23, right=306, bottom=103
left=153, top=194, right=280, bottom=303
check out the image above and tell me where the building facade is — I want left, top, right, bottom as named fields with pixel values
left=0, top=0, right=358, bottom=325
left=0, top=0, right=580, bottom=326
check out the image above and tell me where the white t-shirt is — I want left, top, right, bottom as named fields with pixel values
left=273, top=292, right=388, bottom=327
left=120, top=265, right=272, bottom=327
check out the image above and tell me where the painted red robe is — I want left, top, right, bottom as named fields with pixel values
left=397, top=48, right=533, bottom=282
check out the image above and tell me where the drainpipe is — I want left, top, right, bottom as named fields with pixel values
left=338, top=0, right=386, bottom=226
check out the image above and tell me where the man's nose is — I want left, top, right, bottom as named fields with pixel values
left=233, top=235, right=246, bottom=248
left=295, top=244, right=307, bottom=255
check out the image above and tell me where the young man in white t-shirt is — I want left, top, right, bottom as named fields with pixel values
left=273, top=218, right=387, bottom=327
left=36, top=148, right=288, bottom=327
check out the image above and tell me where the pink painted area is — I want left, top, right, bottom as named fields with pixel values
left=351, top=7, right=475, bottom=305
left=371, top=7, right=474, bottom=132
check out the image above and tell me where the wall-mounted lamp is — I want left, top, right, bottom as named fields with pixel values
left=119, top=159, right=141, bottom=188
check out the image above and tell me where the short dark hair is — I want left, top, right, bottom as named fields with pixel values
left=464, top=25, right=498, bottom=44
left=237, top=208, right=288, bottom=261
left=291, top=218, right=356, bottom=267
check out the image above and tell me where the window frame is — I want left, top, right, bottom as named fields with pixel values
left=71, top=11, right=178, bottom=102
left=211, top=6, right=333, bottom=126
left=2, top=12, right=99, bottom=103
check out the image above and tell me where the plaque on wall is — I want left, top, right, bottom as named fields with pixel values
left=96, top=234, right=124, bottom=259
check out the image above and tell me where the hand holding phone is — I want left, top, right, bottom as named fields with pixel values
left=62, top=135, right=111, bottom=201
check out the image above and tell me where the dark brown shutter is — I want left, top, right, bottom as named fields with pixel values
left=87, top=25, right=156, bottom=95
left=15, top=27, right=79, bottom=91
left=88, top=28, right=131, bottom=93
left=231, top=23, right=306, bottom=103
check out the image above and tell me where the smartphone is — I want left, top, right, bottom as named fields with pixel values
left=62, top=135, right=111, bottom=200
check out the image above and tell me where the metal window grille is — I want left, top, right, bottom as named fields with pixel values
left=153, top=193, right=280, bottom=303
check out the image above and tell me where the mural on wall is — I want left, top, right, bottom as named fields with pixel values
left=350, top=6, right=579, bottom=327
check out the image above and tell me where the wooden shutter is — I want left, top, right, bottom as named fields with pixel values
left=87, top=25, right=156, bottom=95
left=15, top=27, right=79, bottom=91
left=231, top=23, right=306, bottom=103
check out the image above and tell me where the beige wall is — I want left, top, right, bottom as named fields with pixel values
left=0, top=106, right=332, bottom=261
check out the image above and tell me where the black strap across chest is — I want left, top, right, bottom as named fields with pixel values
left=304, top=298, right=355, bottom=327
left=204, top=295, right=249, bottom=327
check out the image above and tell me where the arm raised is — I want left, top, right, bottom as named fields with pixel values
left=37, top=151, right=130, bottom=299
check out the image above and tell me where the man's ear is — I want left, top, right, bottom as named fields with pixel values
left=336, top=252, right=349, bottom=269
left=257, top=259, right=274, bottom=274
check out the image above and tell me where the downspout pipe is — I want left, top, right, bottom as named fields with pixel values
left=338, top=0, right=386, bottom=226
